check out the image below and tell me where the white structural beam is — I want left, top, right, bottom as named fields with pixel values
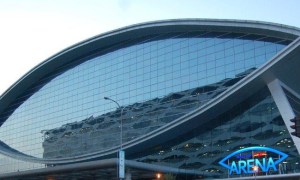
left=267, top=79, right=300, bottom=153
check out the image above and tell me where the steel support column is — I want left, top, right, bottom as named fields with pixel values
left=267, top=79, right=300, bottom=153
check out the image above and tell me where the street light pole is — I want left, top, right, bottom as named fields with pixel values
left=104, top=97, right=124, bottom=149
left=104, top=97, right=125, bottom=179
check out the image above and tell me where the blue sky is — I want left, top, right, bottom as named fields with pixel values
left=0, top=0, right=299, bottom=95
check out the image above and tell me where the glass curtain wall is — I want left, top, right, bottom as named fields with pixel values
left=134, top=88, right=300, bottom=179
left=0, top=31, right=290, bottom=173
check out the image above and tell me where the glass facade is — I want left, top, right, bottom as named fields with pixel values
left=134, top=88, right=300, bottom=179
left=0, top=29, right=296, bottom=178
left=42, top=70, right=252, bottom=159
left=283, top=87, right=300, bottom=116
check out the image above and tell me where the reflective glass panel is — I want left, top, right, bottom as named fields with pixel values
left=0, top=31, right=290, bottom=173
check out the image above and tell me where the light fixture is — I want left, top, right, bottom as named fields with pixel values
left=253, top=165, right=258, bottom=173
left=156, top=173, right=162, bottom=179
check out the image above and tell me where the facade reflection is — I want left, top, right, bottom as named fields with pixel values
left=0, top=20, right=299, bottom=179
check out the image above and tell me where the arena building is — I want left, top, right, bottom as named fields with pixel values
left=0, top=19, right=300, bottom=179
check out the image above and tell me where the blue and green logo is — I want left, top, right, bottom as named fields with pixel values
left=219, top=147, right=288, bottom=174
